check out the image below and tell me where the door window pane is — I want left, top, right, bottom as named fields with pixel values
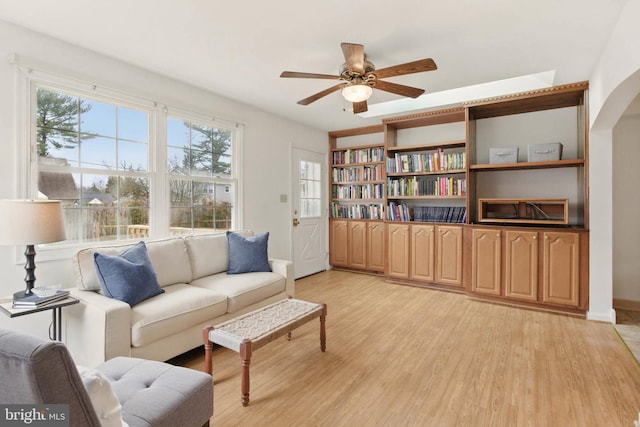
left=300, top=160, right=321, bottom=218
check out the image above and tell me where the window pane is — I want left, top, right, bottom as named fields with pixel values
left=118, top=140, right=147, bottom=171
left=300, top=159, right=321, bottom=218
left=38, top=129, right=79, bottom=167
left=81, top=99, right=116, bottom=137
left=37, top=89, right=79, bottom=133
left=80, top=136, right=116, bottom=169
left=168, top=146, right=190, bottom=174
left=167, top=118, right=190, bottom=148
left=118, top=107, right=148, bottom=142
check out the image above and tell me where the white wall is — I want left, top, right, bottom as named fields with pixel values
left=589, top=0, right=640, bottom=322
left=612, top=113, right=640, bottom=302
left=0, top=20, right=326, bottom=337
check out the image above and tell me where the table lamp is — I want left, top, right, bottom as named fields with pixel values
left=0, top=199, right=66, bottom=301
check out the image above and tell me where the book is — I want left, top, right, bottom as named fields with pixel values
left=12, top=289, right=70, bottom=308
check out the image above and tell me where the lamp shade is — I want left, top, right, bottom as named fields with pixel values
left=342, top=84, right=373, bottom=103
left=0, top=199, right=66, bottom=245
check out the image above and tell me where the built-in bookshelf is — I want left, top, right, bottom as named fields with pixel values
left=384, top=110, right=468, bottom=223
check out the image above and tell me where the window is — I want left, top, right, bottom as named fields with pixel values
left=36, top=88, right=150, bottom=243
left=167, top=117, right=235, bottom=233
left=30, top=77, right=241, bottom=246
left=299, top=160, right=321, bottom=218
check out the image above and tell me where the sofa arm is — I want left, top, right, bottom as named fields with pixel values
left=269, top=258, right=295, bottom=297
left=64, top=289, right=132, bottom=367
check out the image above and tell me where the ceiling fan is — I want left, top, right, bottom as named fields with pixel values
left=280, top=42, right=437, bottom=114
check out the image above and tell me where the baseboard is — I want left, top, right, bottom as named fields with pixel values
left=587, top=308, right=616, bottom=323
left=613, top=298, right=640, bottom=311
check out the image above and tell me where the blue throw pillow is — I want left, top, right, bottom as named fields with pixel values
left=93, top=241, right=164, bottom=306
left=227, top=231, right=272, bottom=274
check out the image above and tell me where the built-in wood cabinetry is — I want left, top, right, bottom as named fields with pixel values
left=388, top=223, right=463, bottom=288
left=328, top=82, right=590, bottom=316
left=330, top=219, right=385, bottom=274
left=467, top=225, right=586, bottom=311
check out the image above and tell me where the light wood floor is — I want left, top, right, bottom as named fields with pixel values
left=171, top=270, right=640, bottom=427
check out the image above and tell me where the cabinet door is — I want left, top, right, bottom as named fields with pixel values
left=505, top=230, right=538, bottom=301
left=411, top=224, right=435, bottom=281
left=436, top=226, right=463, bottom=286
left=542, top=232, right=579, bottom=307
left=471, top=228, right=501, bottom=295
left=367, top=222, right=385, bottom=272
left=349, top=221, right=367, bottom=270
left=388, top=223, right=410, bottom=279
left=330, top=220, right=349, bottom=267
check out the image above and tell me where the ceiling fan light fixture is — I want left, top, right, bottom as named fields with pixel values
left=342, top=84, right=373, bottom=103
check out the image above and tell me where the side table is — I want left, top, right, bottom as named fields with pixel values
left=0, top=296, right=79, bottom=341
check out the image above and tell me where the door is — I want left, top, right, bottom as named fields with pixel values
left=411, top=224, right=435, bottom=281
left=471, top=228, right=501, bottom=295
left=292, top=147, right=327, bottom=279
left=436, top=225, right=463, bottom=286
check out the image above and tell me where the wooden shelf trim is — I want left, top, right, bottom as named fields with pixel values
left=387, top=195, right=466, bottom=200
left=470, top=159, right=584, bottom=171
left=332, top=161, right=385, bottom=167
left=383, top=107, right=466, bottom=129
left=386, top=140, right=466, bottom=153
left=328, top=125, right=384, bottom=138
left=332, top=198, right=385, bottom=202
left=333, top=180, right=385, bottom=184
left=331, top=143, right=385, bottom=152
left=387, top=169, right=466, bottom=177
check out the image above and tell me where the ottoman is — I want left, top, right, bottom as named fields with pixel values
left=97, top=357, right=213, bottom=427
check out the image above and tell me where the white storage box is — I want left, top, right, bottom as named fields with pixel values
left=527, top=142, right=563, bottom=161
left=489, top=147, right=518, bottom=164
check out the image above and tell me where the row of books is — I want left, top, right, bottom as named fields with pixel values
left=332, top=147, right=384, bottom=165
left=387, top=176, right=467, bottom=197
left=332, top=183, right=385, bottom=200
left=412, top=206, right=467, bottom=223
left=387, top=203, right=467, bottom=223
left=332, top=164, right=384, bottom=182
left=331, top=203, right=384, bottom=220
left=12, top=289, right=70, bottom=309
left=386, top=149, right=466, bottom=173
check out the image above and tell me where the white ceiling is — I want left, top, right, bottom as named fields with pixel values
left=0, top=0, right=628, bottom=132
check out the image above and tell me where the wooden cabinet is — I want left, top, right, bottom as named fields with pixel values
left=505, top=230, right=538, bottom=302
left=435, top=226, right=463, bottom=286
left=330, top=219, right=385, bottom=273
left=542, top=231, right=579, bottom=307
left=389, top=223, right=462, bottom=287
left=468, top=226, right=582, bottom=309
left=388, top=223, right=410, bottom=279
left=471, top=228, right=501, bottom=295
left=329, top=220, right=349, bottom=267
left=367, top=221, right=385, bottom=272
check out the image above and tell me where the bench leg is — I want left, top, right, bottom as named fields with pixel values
left=240, top=338, right=253, bottom=406
left=320, top=303, right=327, bottom=352
left=202, top=325, right=214, bottom=376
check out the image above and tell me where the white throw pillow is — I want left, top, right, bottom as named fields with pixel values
left=76, top=365, right=129, bottom=427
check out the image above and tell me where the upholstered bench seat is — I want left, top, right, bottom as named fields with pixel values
left=98, top=357, right=213, bottom=427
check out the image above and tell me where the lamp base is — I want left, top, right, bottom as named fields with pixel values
left=13, top=289, right=33, bottom=302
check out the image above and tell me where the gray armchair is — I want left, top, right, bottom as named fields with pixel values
left=0, top=328, right=213, bottom=427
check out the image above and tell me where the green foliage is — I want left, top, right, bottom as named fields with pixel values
left=36, top=89, right=92, bottom=156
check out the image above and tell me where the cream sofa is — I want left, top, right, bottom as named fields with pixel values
left=64, top=230, right=294, bottom=367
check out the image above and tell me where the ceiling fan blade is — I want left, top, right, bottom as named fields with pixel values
left=280, top=71, right=340, bottom=79
left=341, top=42, right=365, bottom=75
left=374, top=80, right=425, bottom=98
left=373, top=58, right=437, bottom=79
left=353, top=100, right=368, bottom=114
left=297, top=84, right=344, bottom=105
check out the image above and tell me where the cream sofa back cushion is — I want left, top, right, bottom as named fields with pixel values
left=185, top=230, right=253, bottom=280
left=74, top=237, right=192, bottom=291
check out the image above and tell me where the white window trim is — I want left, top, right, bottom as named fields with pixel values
left=11, top=54, right=244, bottom=262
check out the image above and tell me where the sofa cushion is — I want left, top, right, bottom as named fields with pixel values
left=227, top=231, right=272, bottom=274
left=74, top=237, right=192, bottom=292
left=190, top=271, right=285, bottom=313
left=144, top=238, right=192, bottom=287
left=130, top=283, right=227, bottom=348
left=94, top=242, right=164, bottom=307
left=185, top=230, right=253, bottom=280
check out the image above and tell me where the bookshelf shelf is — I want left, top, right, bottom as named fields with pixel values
left=470, top=159, right=584, bottom=172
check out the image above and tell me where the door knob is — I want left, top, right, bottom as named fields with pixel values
left=293, top=218, right=300, bottom=227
